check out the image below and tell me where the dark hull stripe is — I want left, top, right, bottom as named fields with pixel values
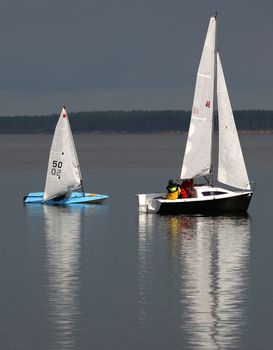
left=157, top=193, right=253, bottom=215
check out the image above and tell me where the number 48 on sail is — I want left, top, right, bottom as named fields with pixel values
left=137, top=14, right=254, bottom=214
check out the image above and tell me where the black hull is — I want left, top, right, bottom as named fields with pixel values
left=157, top=193, right=253, bottom=215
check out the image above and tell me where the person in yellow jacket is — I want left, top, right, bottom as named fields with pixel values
left=166, top=179, right=181, bottom=200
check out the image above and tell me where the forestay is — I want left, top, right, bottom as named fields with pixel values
left=43, top=107, right=82, bottom=201
left=180, top=17, right=216, bottom=180
left=217, top=54, right=251, bottom=190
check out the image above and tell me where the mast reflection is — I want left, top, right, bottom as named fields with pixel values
left=138, top=214, right=251, bottom=349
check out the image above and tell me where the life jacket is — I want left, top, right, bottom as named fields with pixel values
left=180, top=188, right=188, bottom=198
left=166, top=185, right=181, bottom=200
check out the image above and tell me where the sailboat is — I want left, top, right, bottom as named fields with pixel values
left=24, top=106, right=108, bottom=205
left=136, top=14, right=253, bottom=214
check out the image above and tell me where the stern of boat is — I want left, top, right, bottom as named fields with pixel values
left=136, top=193, right=164, bottom=213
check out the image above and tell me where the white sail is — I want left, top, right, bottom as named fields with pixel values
left=43, top=107, right=82, bottom=201
left=217, top=54, right=251, bottom=190
left=180, top=16, right=216, bottom=180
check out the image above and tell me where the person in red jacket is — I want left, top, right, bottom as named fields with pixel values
left=180, top=181, right=188, bottom=198
left=187, top=179, right=194, bottom=198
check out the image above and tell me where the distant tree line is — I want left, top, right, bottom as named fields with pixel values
left=0, top=110, right=272, bottom=134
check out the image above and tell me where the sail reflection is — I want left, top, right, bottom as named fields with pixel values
left=138, top=214, right=251, bottom=349
left=43, top=205, right=83, bottom=349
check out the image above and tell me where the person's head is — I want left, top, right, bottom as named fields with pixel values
left=181, top=181, right=187, bottom=188
left=168, top=179, right=174, bottom=186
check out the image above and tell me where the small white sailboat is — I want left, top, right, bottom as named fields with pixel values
left=24, top=106, right=108, bottom=205
left=137, top=14, right=253, bottom=214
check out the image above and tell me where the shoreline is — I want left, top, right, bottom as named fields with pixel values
left=0, top=130, right=273, bottom=136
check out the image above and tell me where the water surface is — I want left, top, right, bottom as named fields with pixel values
left=0, top=134, right=272, bottom=350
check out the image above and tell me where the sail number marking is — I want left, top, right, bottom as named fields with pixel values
left=51, top=160, right=63, bottom=177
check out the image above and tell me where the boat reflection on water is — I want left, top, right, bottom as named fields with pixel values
left=138, top=213, right=251, bottom=349
left=43, top=205, right=82, bottom=350
left=24, top=204, right=107, bottom=350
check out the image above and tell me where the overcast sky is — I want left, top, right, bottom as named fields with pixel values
left=0, top=0, right=271, bottom=115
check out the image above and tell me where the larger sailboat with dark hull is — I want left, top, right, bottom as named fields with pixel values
left=136, top=14, right=253, bottom=214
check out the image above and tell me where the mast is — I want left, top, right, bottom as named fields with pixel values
left=209, top=12, right=218, bottom=185
left=64, top=105, right=85, bottom=196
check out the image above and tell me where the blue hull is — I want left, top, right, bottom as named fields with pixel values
left=24, top=192, right=108, bottom=205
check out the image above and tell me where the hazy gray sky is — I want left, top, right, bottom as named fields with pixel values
left=0, top=0, right=271, bottom=115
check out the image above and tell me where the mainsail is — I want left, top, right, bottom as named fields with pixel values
left=180, top=16, right=216, bottom=180
left=43, top=107, right=82, bottom=201
left=217, top=54, right=251, bottom=190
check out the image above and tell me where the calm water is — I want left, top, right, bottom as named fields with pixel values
left=0, top=134, right=272, bottom=350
